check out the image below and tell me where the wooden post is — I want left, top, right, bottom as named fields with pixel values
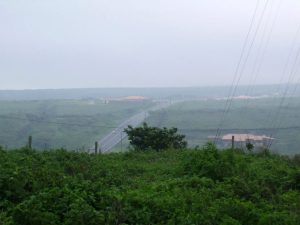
left=28, top=136, right=32, bottom=149
left=121, top=132, right=123, bottom=152
left=232, top=135, right=235, bottom=149
left=95, top=141, right=98, bottom=154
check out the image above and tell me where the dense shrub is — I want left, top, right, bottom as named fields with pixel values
left=125, top=123, right=187, bottom=151
left=0, top=147, right=299, bottom=224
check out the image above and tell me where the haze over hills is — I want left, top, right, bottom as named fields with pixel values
left=1, top=84, right=300, bottom=101
left=0, top=86, right=300, bottom=154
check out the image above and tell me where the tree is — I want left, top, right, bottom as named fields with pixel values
left=124, top=123, right=187, bottom=151
left=246, top=141, right=254, bottom=152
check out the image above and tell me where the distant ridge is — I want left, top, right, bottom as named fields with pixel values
left=0, top=84, right=296, bottom=101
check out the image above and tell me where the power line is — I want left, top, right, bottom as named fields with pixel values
left=179, top=126, right=300, bottom=132
left=215, top=0, right=270, bottom=142
left=234, top=0, right=281, bottom=137
left=214, top=0, right=261, bottom=143
left=245, top=0, right=281, bottom=99
left=267, top=47, right=300, bottom=148
left=251, top=26, right=300, bottom=149
left=224, top=0, right=270, bottom=120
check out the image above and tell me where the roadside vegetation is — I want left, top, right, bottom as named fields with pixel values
left=125, top=122, right=187, bottom=151
left=0, top=144, right=299, bottom=225
left=0, top=99, right=153, bottom=150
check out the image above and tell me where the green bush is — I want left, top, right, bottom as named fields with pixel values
left=0, top=147, right=299, bottom=224
left=125, top=123, right=187, bottom=151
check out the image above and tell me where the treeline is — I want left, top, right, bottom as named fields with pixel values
left=0, top=145, right=299, bottom=225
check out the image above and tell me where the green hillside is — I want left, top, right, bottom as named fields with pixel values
left=0, top=99, right=153, bottom=150
left=146, top=98, right=300, bottom=155
left=0, top=146, right=299, bottom=225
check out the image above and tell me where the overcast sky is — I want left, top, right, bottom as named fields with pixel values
left=1, top=0, right=300, bottom=89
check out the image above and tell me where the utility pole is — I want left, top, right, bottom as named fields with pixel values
left=121, top=131, right=123, bottom=151
left=95, top=141, right=98, bottom=154
left=232, top=135, right=235, bottom=149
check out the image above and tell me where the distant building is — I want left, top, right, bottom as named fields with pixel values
left=104, top=96, right=148, bottom=102
left=122, top=96, right=147, bottom=101
left=208, top=133, right=274, bottom=148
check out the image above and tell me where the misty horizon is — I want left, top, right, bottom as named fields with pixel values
left=1, top=0, right=300, bottom=89
left=1, top=82, right=299, bottom=91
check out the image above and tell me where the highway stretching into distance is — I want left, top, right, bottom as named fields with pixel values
left=95, top=101, right=177, bottom=153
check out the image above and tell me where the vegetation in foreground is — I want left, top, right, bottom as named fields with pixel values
left=0, top=145, right=299, bottom=225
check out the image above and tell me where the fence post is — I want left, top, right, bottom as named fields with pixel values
left=95, top=141, right=98, bottom=154
left=28, top=136, right=32, bottom=149
left=231, top=136, right=235, bottom=149
left=121, top=132, right=123, bottom=152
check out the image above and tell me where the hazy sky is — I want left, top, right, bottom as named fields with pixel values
left=1, top=0, right=300, bottom=89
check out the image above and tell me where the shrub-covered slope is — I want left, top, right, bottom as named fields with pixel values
left=0, top=146, right=299, bottom=225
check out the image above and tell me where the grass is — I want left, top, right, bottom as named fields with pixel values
left=146, top=97, right=300, bottom=154
left=0, top=99, right=154, bottom=150
left=1, top=97, right=300, bottom=154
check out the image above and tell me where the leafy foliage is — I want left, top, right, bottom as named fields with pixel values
left=0, top=146, right=299, bottom=224
left=125, top=123, right=187, bottom=151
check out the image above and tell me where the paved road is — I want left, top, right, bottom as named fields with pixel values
left=95, top=101, right=175, bottom=153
